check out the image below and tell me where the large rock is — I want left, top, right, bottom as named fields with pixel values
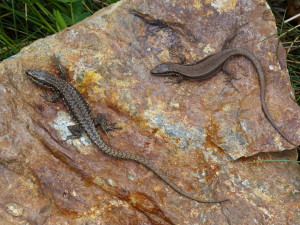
left=0, top=0, right=299, bottom=224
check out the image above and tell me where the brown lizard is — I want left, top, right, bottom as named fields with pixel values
left=150, top=31, right=297, bottom=147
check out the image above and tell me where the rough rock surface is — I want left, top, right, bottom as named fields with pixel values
left=0, top=0, right=299, bottom=224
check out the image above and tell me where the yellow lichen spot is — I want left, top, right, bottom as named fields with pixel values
left=93, top=177, right=105, bottom=187
left=193, top=0, right=203, bottom=9
left=83, top=70, right=103, bottom=85
left=148, top=36, right=155, bottom=43
left=75, top=70, right=103, bottom=95
left=223, top=104, right=232, bottom=112
left=108, top=90, right=120, bottom=105
left=158, top=49, right=173, bottom=61
left=211, top=0, right=237, bottom=13
left=93, top=85, right=105, bottom=95
left=108, top=89, right=136, bottom=114
left=111, top=75, right=138, bottom=88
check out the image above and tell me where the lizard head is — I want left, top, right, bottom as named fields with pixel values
left=26, top=69, right=54, bottom=88
left=150, top=63, right=174, bottom=75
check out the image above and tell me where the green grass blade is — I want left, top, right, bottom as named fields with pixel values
left=53, top=9, right=68, bottom=30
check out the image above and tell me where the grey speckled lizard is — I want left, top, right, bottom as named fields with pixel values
left=26, top=56, right=229, bottom=204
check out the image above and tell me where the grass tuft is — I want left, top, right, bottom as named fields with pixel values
left=0, top=0, right=116, bottom=60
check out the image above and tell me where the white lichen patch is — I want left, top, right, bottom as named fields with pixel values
left=127, top=173, right=135, bottom=181
left=144, top=109, right=206, bottom=151
left=273, top=135, right=286, bottom=151
left=5, top=203, right=24, bottom=217
left=50, top=111, right=91, bottom=149
left=241, top=179, right=250, bottom=188
left=240, top=121, right=248, bottom=132
left=66, top=29, right=78, bottom=39
left=169, top=100, right=180, bottom=108
left=268, top=64, right=276, bottom=71
left=108, top=178, right=116, bottom=186
left=202, top=44, right=215, bottom=54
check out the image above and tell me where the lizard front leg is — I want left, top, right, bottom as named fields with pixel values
left=222, top=61, right=239, bottom=92
left=52, top=55, right=67, bottom=80
left=41, top=92, right=61, bottom=103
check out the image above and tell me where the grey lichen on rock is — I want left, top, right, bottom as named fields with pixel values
left=0, top=0, right=299, bottom=224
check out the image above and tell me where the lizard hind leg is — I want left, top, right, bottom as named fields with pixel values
left=93, top=113, right=122, bottom=135
left=222, top=60, right=239, bottom=92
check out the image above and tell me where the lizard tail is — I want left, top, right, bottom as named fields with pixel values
left=235, top=48, right=297, bottom=147
left=93, top=137, right=229, bottom=204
